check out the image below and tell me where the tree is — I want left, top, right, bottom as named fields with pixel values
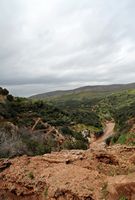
left=7, top=95, right=14, bottom=101
left=1, top=88, right=9, bottom=96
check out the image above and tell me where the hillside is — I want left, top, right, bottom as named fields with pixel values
left=0, top=88, right=101, bottom=158
left=0, top=86, right=135, bottom=159
left=48, top=88, right=135, bottom=144
left=0, top=86, right=135, bottom=200
left=30, top=82, right=135, bottom=100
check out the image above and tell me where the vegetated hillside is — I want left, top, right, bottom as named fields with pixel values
left=29, top=82, right=135, bottom=144
left=49, top=89, right=135, bottom=145
left=95, top=89, right=135, bottom=145
left=112, top=101, right=135, bottom=145
left=30, top=82, right=135, bottom=100
left=0, top=87, right=103, bottom=158
left=0, top=87, right=135, bottom=200
left=0, top=86, right=135, bottom=158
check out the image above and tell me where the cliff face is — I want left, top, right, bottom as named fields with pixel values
left=0, top=145, right=135, bottom=200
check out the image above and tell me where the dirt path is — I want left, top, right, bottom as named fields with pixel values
left=90, top=122, right=115, bottom=149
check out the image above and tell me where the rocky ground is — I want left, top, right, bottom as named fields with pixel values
left=0, top=144, right=135, bottom=200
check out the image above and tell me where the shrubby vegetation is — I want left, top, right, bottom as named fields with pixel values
left=108, top=102, right=135, bottom=145
left=0, top=126, right=52, bottom=158
left=0, top=87, right=13, bottom=102
left=112, top=102, right=135, bottom=133
left=62, top=139, right=88, bottom=150
left=0, top=123, right=89, bottom=158
left=0, top=94, right=102, bottom=129
left=0, top=89, right=90, bottom=157
left=51, top=89, right=135, bottom=145
left=0, top=87, right=135, bottom=158
left=0, top=87, right=9, bottom=95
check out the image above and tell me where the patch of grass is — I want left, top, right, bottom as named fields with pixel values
left=116, top=132, right=135, bottom=145
left=117, top=134, right=127, bottom=144
left=108, top=168, right=116, bottom=176
left=119, top=196, right=128, bottom=200
left=62, top=140, right=88, bottom=150
left=43, top=186, right=49, bottom=199
left=28, top=171, right=34, bottom=179
left=97, top=163, right=103, bottom=171
left=101, top=182, right=109, bottom=200
left=72, top=123, right=101, bottom=133
left=128, top=89, right=135, bottom=95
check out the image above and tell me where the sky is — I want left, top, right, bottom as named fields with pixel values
left=0, top=0, right=135, bottom=96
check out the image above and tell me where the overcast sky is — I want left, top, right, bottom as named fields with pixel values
left=0, top=0, right=135, bottom=96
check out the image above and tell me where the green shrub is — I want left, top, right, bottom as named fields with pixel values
left=22, top=137, right=51, bottom=155
left=119, top=196, right=128, bottom=200
left=117, top=134, right=127, bottom=144
left=28, top=172, right=34, bottom=179
left=63, top=140, right=88, bottom=150
left=7, top=95, right=14, bottom=101
left=0, top=88, right=9, bottom=96
left=61, top=126, right=73, bottom=136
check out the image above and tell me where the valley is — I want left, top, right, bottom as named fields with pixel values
left=0, top=84, right=135, bottom=200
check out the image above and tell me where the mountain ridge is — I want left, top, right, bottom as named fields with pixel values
left=29, top=82, right=135, bottom=99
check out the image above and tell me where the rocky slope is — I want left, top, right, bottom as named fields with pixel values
left=0, top=145, right=135, bottom=200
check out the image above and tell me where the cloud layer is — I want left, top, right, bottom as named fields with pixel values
left=0, top=0, right=135, bottom=96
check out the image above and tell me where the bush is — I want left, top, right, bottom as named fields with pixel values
left=7, top=95, right=14, bottom=101
left=0, top=88, right=9, bottom=96
left=20, top=130, right=52, bottom=155
left=61, top=126, right=73, bottom=136
left=70, top=111, right=102, bottom=128
left=117, top=134, right=127, bottom=145
left=94, top=130, right=104, bottom=139
left=28, top=172, right=34, bottom=179
left=63, top=140, right=88, bottom=150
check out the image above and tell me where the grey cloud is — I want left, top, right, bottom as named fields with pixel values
left=0, top=0, right=135, bottom=96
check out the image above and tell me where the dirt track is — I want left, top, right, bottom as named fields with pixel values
left=90, top=122, right=115, bottom=149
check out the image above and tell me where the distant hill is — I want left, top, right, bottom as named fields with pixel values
left=30, top=82, right=135, bottom=100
